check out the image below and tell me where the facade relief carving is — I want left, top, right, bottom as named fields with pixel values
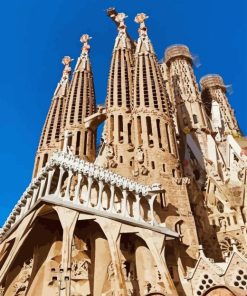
left=12, top=258, right=33, bottom=296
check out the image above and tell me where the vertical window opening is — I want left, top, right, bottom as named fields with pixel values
left=137, top=116, right=143, bottom=145
left=118, top=115, right=123, bottom=143
left=34, top=157, right=40, bottom=177
left=84, top=131, right=88, bottom=156
left=110, top=115, right=114, bottom=142
left=127, top=122, right=132, bottom=144
left=120, top=156, right=123, bottom=163
left=193, top=114, right=198, bottom=124
left=165, top=123, right=171, bottom=153
left=156, top=119, right=162, bottom=148
left=151, top=161, right=155, bottom=169
left=42, top=154, right=48, bottom=167
left=76, top=131, right=81, bottom=155
left=146, top=116, right=153, bottom=147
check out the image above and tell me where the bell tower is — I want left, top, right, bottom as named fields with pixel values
left=131, top=13, right=179, bottom=182
left=63, top=34, right=96, bottom=161
left=96, top=12, right=135, bottom=176
left=200, top=74, right=240, bottom=139
left=33, top=56, right=72, bottom=177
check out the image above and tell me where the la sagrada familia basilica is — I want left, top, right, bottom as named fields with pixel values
left=0, top=8, right=247, bottom=296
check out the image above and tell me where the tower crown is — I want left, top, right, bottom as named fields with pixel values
left=53, top=56, right=72, bottom=97
left=165, top=44, right=192, bottom=64
left=134, top=13, right=154, bottom=54
left=200, top=74, right=226, bottom=91
left=73, top=34, right=92, bottom=72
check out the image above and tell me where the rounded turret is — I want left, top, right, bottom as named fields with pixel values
left=165, top=44, right=192, bottom=64
left=200, top=74, right=226, bottom=91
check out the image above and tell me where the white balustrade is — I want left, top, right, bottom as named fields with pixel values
left=0, top=151, right=164, bottom=240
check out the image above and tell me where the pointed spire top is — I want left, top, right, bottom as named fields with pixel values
left=134, top=13, right=149, bottom=37
left=115, top=12, right=128, bottom=32
left=134, top=13, right=153, bottom=53
left=80, top=34, right=92, bottom=54
left=61, top=56, right=72, bottom=80
left=53, top=56, right=72, bottom=97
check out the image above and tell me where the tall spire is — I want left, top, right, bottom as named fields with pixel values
left=96, top=12, right=135, bottom=175
left=63, top=34, right=96, bottom=161
left=33, top=57, right=72, bottom=177
left=132, top=13, right=178, bottom=182
left=200, top=74, right=240, bottom=138
left=133, top=13, right=172, bottom=115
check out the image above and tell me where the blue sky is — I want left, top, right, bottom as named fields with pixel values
left=0, top=0, right=246, bottom=225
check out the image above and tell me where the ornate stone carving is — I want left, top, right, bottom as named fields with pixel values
left=12, top=259, right=33, bottom=296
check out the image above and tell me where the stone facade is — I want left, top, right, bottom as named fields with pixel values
left=0, top=8, right=246, bottom=296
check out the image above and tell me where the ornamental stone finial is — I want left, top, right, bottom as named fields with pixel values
left=135, top=13, right=149, bottom=36
left=134, top=13, right=149, bottom=25
left=80, top=34, right=92, bottom=53
left=62, top=56, right=72, bottom=66
left=115, top=12, right=128, bottom=31
left=61, top=56, right=72, bottom=79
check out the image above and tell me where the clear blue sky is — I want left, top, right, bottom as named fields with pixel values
left=0, top=0, right=246, bottom=226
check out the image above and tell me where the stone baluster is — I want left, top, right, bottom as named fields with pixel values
left=55, top=167, right=65, bottom=196
left=30, top=185, right=39, bottom=208
left=13, top=205, right=22, bottom=222
left=108, top=185, right=115, bottom=213
left=74, top=173, right=83, bottom=204
left=96, top=181, right=104, bottom=210
left=85, top=176, right=93, bottom=207
left=19, top=198, right=27, bottom=218
left=135, top=194, right=141, bottom=221
left=25, top=193, right=33, bottom=212
left=121, top=190, right=128, bottom=217
left=64, top=170, right=74, bottom=201
left=38, top=177, right=47, bottom=199
left=45, top=169, right=55, bottom=196
left=148, top=194, right=157, bottom=226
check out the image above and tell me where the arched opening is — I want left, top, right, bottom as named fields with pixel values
left=203, top=286, right=237, bottom=296
left=49, top=166, right=60, bottom=194
left=73, top=220, right=111, bottom=296
left=101, top=184, right=111, bottom=210
left=140, top=197, right=150, bottom=222
left=90, top=181, right=99, bottom=207
left=119, top=233, right=163, bottom=295
left=2, top=208, right=63, bottom=296
left=60, top=171, right=69, bottom=197
left=114, top=187, right=123, bottom=214
left=127, top=193, right=136, bottom=218
left=80, top=178, right=88, bottom=204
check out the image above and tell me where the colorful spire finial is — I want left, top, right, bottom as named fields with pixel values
left=115, top=12, right=128, bottom=31
left=135, top=13, right=149, bottom=37
left=61, top=56, right=72, bottom=79
left=80, top=34, right=92, bottom=53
